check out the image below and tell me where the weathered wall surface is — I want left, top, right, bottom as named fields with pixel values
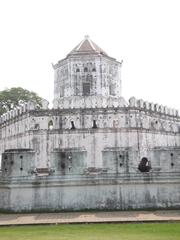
left=0, top=97, right=180, bottom=177
left=0, top=97, right=180, bottom=211
left=53, top=54, right=122, bottom=103
left=0, top=175, right=180, bottom=211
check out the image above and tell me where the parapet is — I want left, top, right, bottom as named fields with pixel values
left=0, top=99, right=49, bottom=124
left=129, top=97, right=179, bottom=117
left=53, top=96, right=128, bottom=110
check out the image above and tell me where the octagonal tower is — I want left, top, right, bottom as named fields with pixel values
left=53, top=36, right=122, bottom=109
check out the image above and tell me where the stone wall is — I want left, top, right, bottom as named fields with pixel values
left=0, top=174, right=180, bottom=211
left=0, top=97, right=180, bottom=177
left=0, top=97, right=180, bottom=211
left=53, top=54, right=122, bottom=103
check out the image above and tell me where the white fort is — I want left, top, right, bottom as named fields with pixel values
left=0, top=36, right=180, bottom=212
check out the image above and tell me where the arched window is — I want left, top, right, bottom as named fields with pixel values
left=84, top=67, right=88, bottom=72
left=60, top=86, right=64, bottom=97
left=170, top=153, right=174, bottom=167
left=92, top=68, right=96, bottom=72
left=76, top=68, right=80, bottom=72
left=92, top=120, right=98, bottom=128
left=138, top=157, right=151, bottom=172
left=48, top=120, right=53, bottom=130
left=71, top=121, right=76, bottom=130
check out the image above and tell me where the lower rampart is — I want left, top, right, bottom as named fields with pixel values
left=0, top=172, right=179, bottom=212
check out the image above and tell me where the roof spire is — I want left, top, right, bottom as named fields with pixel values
left=67, top=36, right=108, bottom=56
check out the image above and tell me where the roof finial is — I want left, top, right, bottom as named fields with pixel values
left=84, top=35, right=89, bottom=39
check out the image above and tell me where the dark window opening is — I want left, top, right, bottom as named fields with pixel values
left=61, top=162, right=65, bottom=169
left=10, top=161, right=14, bottom=165
left=109, top=84, right=115, bottom=96
left=170, top=153, right=174, bottom=167
left=92, top=120, right=97, bottom=128
left=84, top=67, right=88, bottom=72
left=5, top=168, right=7, bottom=172
left=48, top=120, right=53, bottom=130
left=20, top=155, right=23, bottom=159
left=92, top=68, right=96, bottom=72
left=120, top=163, right=123, bottom=167
left=67, top=153, right=72, bottom=170
left=20, top=167, right=23, bottom=171
left=34, top=123, right=40, bottom=130
left=76, top=68, right=80, bottom=72
left=61, top=152, right=66, bottom=158
left=138, top=157, right=151, bottom=172
left=83, top=83, right=90, bottom=96
left=4, top=155, right=8, bottom=160
left=71, top=121, right=76, bottom=130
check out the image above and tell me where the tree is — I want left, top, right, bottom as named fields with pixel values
left=0, top=87, right=44, bottom=115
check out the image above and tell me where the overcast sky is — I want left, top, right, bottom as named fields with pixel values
left=0, top=0, right=180, bottom=110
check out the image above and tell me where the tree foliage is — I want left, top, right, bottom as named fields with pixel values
left=0, top=87, right=44, bottom=115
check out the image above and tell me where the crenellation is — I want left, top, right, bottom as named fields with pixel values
left=164, top=106, right=168, bottom=115
left=154, top=103, right=159, bottom=112
left=172, top=109, right=176, bottom=117
left=119, top=97, right=128, bottom=107
left=10, top=110, right=14, bottom=119
left=5, top=113, right=8, bottom=121
left=167, top=108, right=171, bottom=115
left=150, top=102, right=155, bottom=111
left=15, top=108, right=19, bottom=117
left=54, top=96, right=130, bottom=110
left=27, top=101, right=35, bottom=111
left=19, top=105, right=23, bottom=115
left=6, top=112, right=10, bottom=121
left=138, top=99, right=144, bottom=109
left=3, top=113, right=6, bottom=122
left=129, top=97, right=137, bottom=107
left=22, top=103, right=27, bottom=113
left=144, top=101, right=150, bottom=110
left=41, top=99, right=49, bottom=110
left=128, top=97, right=179, bottom=118
left=159, top=105, right=164, bottom=114
left=12, top=109, right=16, bottom=118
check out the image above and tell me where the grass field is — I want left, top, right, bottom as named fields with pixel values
left=0, top=222, right=180, bottom=240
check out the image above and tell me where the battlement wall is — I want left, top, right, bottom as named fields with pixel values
left=0, top=97, right=180, bottom=138
left=0, top=99, right=49, bottom=124
left=129, top=97, right=179, bottom=117
left=0, top=97, right=180, bottom=180
left=53, top=95, right=179, bottom=117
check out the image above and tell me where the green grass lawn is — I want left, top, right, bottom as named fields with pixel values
left=0, top=223, right=180, bottom=240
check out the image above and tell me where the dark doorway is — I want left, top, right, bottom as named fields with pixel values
left=83, top=83, right=90, bottom=96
